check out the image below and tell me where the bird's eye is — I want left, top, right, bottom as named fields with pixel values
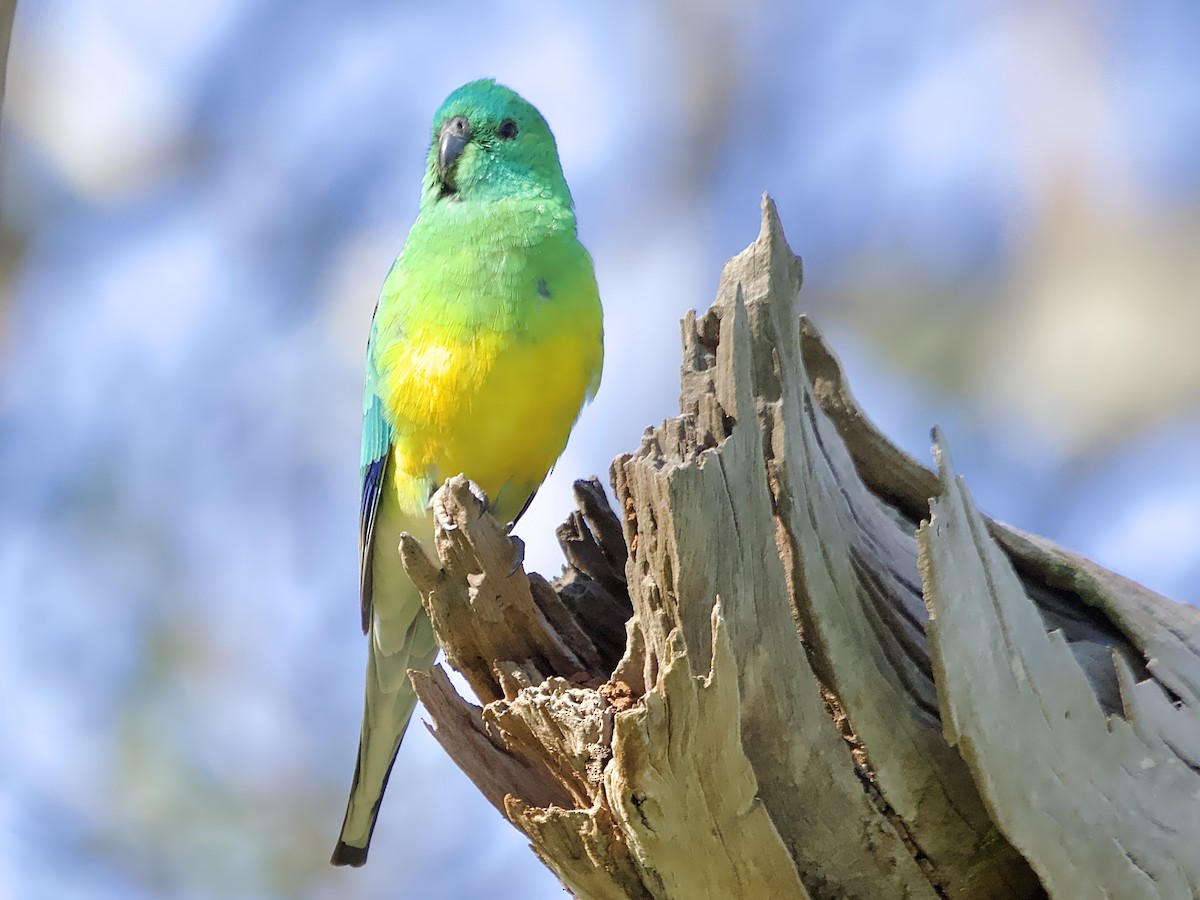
left=497, top=119, right=519, bottom=141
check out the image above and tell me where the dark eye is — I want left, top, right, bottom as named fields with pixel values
left=497, top=118, right=519, bottom=141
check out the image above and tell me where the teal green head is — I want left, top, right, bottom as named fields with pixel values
left=421, top=79, right=572, bottom=208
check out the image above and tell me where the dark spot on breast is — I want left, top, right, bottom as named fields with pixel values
left=537, top=279, right=552, bottom=299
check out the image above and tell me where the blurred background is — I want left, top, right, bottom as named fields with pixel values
left=2, top=1, right=1198, bottom=897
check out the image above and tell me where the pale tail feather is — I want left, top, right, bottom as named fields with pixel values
left=331, top=598, right=437, bottom=866
left=332, top=494, right=437, bottom=867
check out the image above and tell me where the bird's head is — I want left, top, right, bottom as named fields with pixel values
left=421, top=80, right=572, bottom=207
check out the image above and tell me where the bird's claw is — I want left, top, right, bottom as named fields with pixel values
left=429, top=495, right=457, bottom=531
left=507, top=536, right=526, bottom=576
left=425, top=490, right=457, bottom=532
left=466, top=479, right=491, bottom=512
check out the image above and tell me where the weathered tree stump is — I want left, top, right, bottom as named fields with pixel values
left=401, top=196, right=1200, bottom=900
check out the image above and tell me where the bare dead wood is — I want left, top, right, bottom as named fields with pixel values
left=399, top=196, right=1200, bottom=900
left=919, top=435, right=1200, bottom=899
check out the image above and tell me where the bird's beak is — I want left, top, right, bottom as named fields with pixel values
left=437, top=116, right=471, bottom=186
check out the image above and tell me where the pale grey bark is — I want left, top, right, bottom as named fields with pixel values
left=402, top=197, right=1200, bottom=900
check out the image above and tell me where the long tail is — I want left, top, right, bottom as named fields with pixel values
left=332, top=499, right=438, bottom=867
left=331, top=596, right=437, bottom=866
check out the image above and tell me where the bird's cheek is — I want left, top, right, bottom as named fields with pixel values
left=456, top=145, right=489, bottom=187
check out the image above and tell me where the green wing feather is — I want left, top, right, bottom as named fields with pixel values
left=358, top=319, right=392, bottom=634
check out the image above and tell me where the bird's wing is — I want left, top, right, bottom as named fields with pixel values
left=359, top=336, right=392, bottom=634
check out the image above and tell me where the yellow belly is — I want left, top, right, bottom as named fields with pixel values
left=377, top=315, right=601, bottom=523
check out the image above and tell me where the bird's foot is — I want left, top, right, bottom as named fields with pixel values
left=430, top=492, right=458, bottom=532
left=507, top=535, right=526, bottom=576
left=429, top=479, right=492, bottom=531
left=466, top=479, right=491, bottom=512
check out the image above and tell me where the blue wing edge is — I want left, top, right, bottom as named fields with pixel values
left=359, top=390, right=391, bottom=634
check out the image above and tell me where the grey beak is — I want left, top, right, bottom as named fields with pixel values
left=437, top=115, right=470, bottom=184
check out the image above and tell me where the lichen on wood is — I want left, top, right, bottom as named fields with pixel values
left=400, top=195, right=1200, bottom=900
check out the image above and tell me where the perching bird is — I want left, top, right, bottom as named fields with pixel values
left=331, top=80, right=604, bottom=867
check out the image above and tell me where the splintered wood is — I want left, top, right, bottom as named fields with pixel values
left=402, top=196, right=1200, bottom=900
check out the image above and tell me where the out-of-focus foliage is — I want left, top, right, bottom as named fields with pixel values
left=1, top=2, right=1197, bottom=898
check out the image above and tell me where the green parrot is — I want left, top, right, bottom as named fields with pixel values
left=331, top=79, right=604, bottom=867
